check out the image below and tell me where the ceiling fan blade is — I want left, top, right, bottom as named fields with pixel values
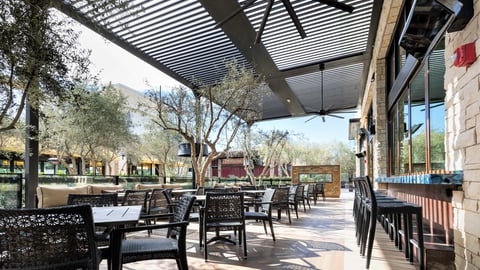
left=255, top=0, right=274, bottom=44
left=281, top=0, right=307, bottom=39
left=328, top=114, right=345, bottom=119
left=305, top=115, right=318, bottom=123
left=216, top=0, right=257, bottom=27
left=315, top=0, right=355, bottom=13
left=322, top=116, right=326, bottom=122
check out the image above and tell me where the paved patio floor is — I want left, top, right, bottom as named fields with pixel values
left=100, top=189, right=417, bottom=270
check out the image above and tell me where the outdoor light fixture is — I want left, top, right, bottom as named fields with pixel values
left=177, top=143, right=209, bottom=157
left=47, top=157, right=60, bottom=165
left=355, top=151, right=366, bottom=158
left=47, top=157, right=60, bottom=175
left=177, top=143, right=209, bottom=189
left=360, top=128, right=370, bottom=136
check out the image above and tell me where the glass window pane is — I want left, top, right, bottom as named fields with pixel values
left=299, top=173, right=332, bottom=183
left=410, top=65, right=427, bottom=172
left=429, top=49, right=446, bottom=170
left=400, top=92, right=409, bottom=174
left=389, top=91, right=409, bottom=176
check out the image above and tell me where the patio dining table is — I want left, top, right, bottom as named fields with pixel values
left=92, top=205, right=142, bottom=226
left=242, top=190, right=266, bottom=198
left=194, top=194, right=253, bottom=202
left=170, top=188, right=197, bottom=195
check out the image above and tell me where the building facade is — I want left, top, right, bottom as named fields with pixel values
left=360, top=0, right=479, bottom=268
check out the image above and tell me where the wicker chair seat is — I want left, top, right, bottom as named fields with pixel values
left=108, top=195, right=195, bottom=270
left=244, top=188, right=276, bottom=241
left=121, top=238, right=179, bottom=262
left=245, top=211, right=266, bottom=219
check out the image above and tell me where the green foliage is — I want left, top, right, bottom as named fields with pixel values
left=0, top=0, right=92, bottom=132
left=139, top=123, right=183, bottom=177
left=249, top=127, right=355, bottom=176
left=404, top=128, right=445, bottom=171
left=40, top=83, right=134, bottom=174
left=142, top=59, right=266, bottom=186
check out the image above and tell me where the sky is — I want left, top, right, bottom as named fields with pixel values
left=76, top=23, right=357, bottom=147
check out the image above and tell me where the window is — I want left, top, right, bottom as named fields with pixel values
left=389, top=91, right=409, bottom=175
left=410, top=65, right=427, bottom=172
left=299, top=173, right=332, bottom=183
left=387, top=45, right=446, bottom=175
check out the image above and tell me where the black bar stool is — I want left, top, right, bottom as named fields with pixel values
left=355, top=177, right=424, bottom=270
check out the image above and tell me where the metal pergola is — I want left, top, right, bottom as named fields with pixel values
left=24, top=0, right=383, bottom=207
left=53, top=0, right=383, bottom=121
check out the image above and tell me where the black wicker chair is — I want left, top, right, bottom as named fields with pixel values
left=200, top=192, right=247, bottom=261
left=122, top=189, right=148, bottom=207
left=305, top=184, right=316, bottom=209
left=313, top=183, right=326, bottom=204
left=108, top=195, right=196, bottom=270
left=271, top=187, right=291, bottom=224
left=144, top=188, right=175, bottom=235
left=0, top=205, right=100, bottom=269
left=148, top=188, right=173, bottom=215
left=67, top=193, right=119, bottom=245
left=244, top=188, right=276, bottom=241
left=288, top=185, right=305, bottom=219
left=121, top=189, right=149, bottom=218
left=67, top=193, right=118, bottom=207
left=203, top=187, right=227, bottom=194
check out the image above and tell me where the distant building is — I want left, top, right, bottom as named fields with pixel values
left=211, top=151, right=289, bottom=178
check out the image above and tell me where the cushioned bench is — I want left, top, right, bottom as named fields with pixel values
left=36, top=184, right=125, bottom=208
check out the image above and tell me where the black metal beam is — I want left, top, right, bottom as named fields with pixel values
left=199, top=0, right=306, bottom=116
left=51, top=0, right=198, bottom=90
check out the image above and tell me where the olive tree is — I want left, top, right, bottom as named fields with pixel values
left=0, top=0, right=94, bottom=132
left=143, top=60, right=265, bottom=187
left=138, top=124, right=184, bottom=177
left=257, top=129, right=290, bottom=178
left=41, top=83, right=133, bottom=175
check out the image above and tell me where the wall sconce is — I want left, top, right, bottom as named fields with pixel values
left=355, top=151, right=366, bottom=158
left=360, top=128, right=370, bottom=136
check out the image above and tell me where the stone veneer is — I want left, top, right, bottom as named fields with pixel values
left=363, top=0, right=480, bottom=269
left=291, top=165, right=341, bottom=198
left=444, top=2, right=480, bottom=268
left=359, top=0, right=402, bottom=182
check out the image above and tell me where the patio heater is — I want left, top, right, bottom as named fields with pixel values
left=177, top=143, right=208, bottom=189
left=47, top=157, right=60, bottom=175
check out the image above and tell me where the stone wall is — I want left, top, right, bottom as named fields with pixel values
left=363, top=0, right=480, bottom=268
left=444, top=2, right=480, bottom=269
left=359, top=0, right=402, bottom=181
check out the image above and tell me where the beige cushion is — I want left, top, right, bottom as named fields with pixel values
left=36, top=185, right=89, bottom=208
left=89, top=184, right=124, bottom=194
left=135, top=183, right=164, bottom=190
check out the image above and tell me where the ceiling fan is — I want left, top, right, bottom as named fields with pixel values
left=304, top=63, right=354, bottom=123
left=216, top=0, right=355, bottom=44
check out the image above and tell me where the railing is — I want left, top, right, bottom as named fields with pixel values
left=0, top=173, right=22, bottom=209
left=0, top=175, right=295, bottom=208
